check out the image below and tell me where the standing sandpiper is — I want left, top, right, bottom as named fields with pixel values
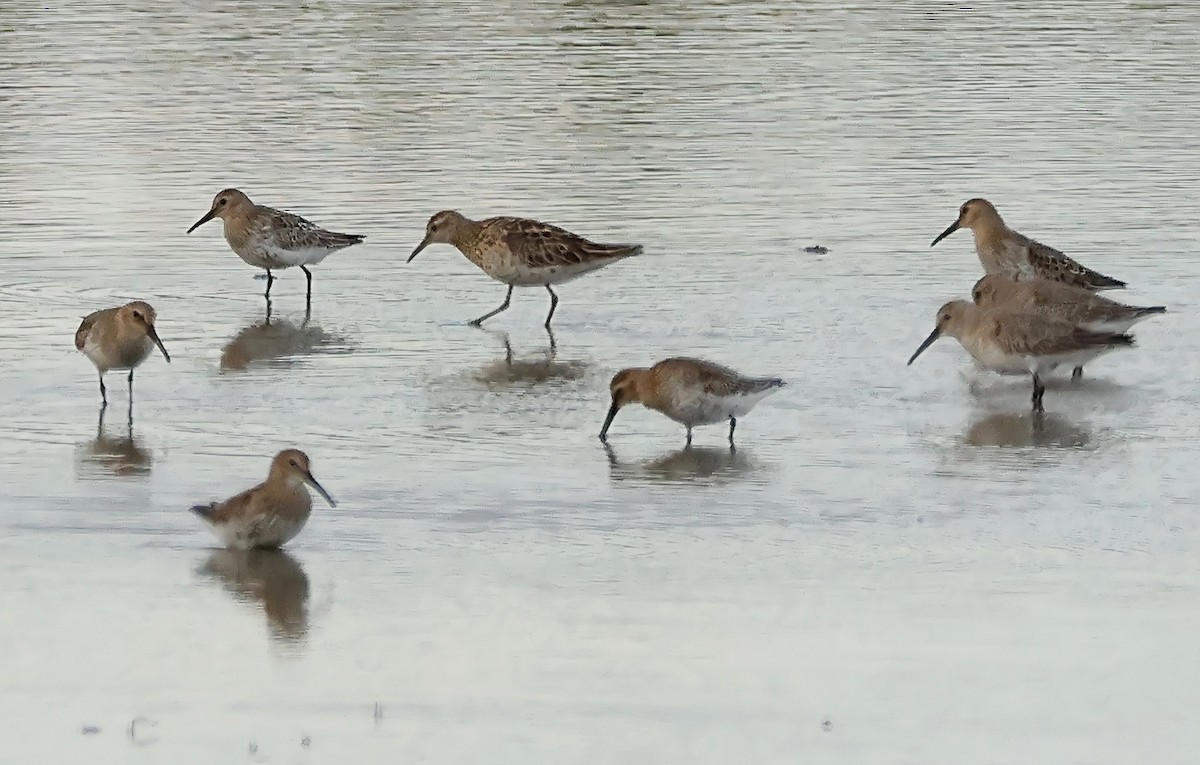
left=931, top=198, right=1125, bottom=290
left=187, top=188, right=364, bottom=310
left=408, top=211, right=643, bottom=328
left=75, top=301, right=171, bottom=406
left=599, top=357, right=784, bottom=446
left=907, top=300, right=1134, bottom=413
left=190, top=449, right=336, bottom=550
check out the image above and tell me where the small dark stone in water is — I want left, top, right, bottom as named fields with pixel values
left=81, top=726, right=100, bottom=735
left=804, top=245, right=829, bottom=254
left=301, top=736, right=311, bottom=748
left=822, top=719, right=833, bottom=732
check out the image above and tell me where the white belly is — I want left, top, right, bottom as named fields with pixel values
left=212, top=514, right=308, bottom=550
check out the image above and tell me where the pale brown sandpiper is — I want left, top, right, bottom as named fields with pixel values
left=408, top=210, right=643, bottom=328
left=908, top=300, right=1134, bottom=413
left=187, top=188, right=364, bottom=309
left=190, top=449, right=336, bottom=550
left=931, top=198, right=1125, bottom=290
left=74, top=301, right=171, bottom=406
left=972, top=274, right=1165, bottom=380
left=599, top=357, right=784, bottom=446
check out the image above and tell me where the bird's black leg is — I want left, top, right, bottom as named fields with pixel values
left=685, top=426, right=693, bottom=447
left=544, top=285, right=559, bottom=328
left=1071, top=366, right=1083, bottom=381
left=128, top=369, right=134, bottom=406
left=729, top=417, right=737, bottom=448
left=1031, top=373, right=1046, bottom=413
left=470, top=284, right=514, bottom=326
left=264, top=268, right=274, bottom=300
left=98, top=374, right=107, bottom=408
left=301, top=266, right=313, bottom=313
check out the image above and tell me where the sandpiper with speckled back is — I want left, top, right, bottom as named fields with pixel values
left=599, top=357, right=785, bottom=446
left=931, top=198, right=1125, bottom=290
left=75, top=301, right=171, bottom=406
left=190, top=449, right=336, bottom=550
left=408, top=210, right=643, bottom=328
left=187, top=188, right=364, bottom=310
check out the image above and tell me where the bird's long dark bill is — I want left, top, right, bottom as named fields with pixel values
left=929, top=219, right=960, bottom=247
left=146, top=326, right=171, bottom=362
left=303, top=471, right=337, bottom=507
left=407, top=236, right=432, bottom=263
left=907, top=328, right=942, bottom=365
left=187, top=208, right=217, bottom=234
left=599, top=400, right=620, bottom=440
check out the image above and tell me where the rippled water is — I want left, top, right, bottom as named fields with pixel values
left=3, top=1, right=1200, bottom=762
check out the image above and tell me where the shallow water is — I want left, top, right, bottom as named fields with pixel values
left=2, top=1, right=1200, bottom=762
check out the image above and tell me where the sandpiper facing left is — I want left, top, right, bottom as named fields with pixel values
left=75, top=301, right=171, bottom=406
left=599, top=357, right=784, bottom=446
left=191, top=449, right=336, bottom=550
left=908, top=300, right=1134, bottom=413
left=408, top=211, right=643, bottom=328
left=187, top=188, right=364, bottom=309
left=931, top=198, right=1125, bottom=290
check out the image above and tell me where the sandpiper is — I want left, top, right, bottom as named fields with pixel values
left=75, top=301, right=171, bottom=406
left=408, top=210, right=643, bottom=328
left=187, top=188, right=364, bottom=309
left=930, top=198, right=1125, bottom=290
left=191, top=449, right=336, bottom=550
left=599, top=357, right=784, bottom=446
left=972, top=274, right=1165, bottom=379
left=908, top=300, right=1134, bottom=412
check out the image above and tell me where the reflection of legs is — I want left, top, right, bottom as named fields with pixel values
left=470, top=284, right=514, bottom=326
left=544, top=326, right=557, bottom=357
left=1072, top=366, right=1083, bottom=381
left=98, top=373, right=107, bottom=407
left=728, top=417, right=737, bottom=448
left=544, top=285, right=559, bottom=328
left=1031, top=374, right=1046, bottom=413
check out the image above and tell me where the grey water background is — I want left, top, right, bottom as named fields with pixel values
left=1, top=1, right=1199, bottom=762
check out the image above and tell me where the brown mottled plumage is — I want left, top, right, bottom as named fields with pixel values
left=931, top=198, right=1125, bottom=290
left=187, top=188, right=364, bottom=307
left=908, top=300, right=1134, bottom=412
left=600, top=357, right=784, bottom=446
left=190, top=449, right=336, bottom=550
left=408, top=210, right=643, bottom=328
left=75, top=301, right=171, bottom=406
left=972, top=274, right=1164, bottom=379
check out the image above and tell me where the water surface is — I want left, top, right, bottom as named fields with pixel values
left=2, top=1, right=1199, bottom=762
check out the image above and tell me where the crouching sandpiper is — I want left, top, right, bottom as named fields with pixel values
left=971, top=274, right=1165, bottom=379
left=599, top=357, right=785, bottom=446
left=75, top=300, right=171, bottom=406
left=408, top=210, right=643, bottom=328
left=191, top=449, right=337, bottom=550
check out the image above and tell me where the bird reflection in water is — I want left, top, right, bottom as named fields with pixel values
left=220, top=312, right=345, bottom=371
left=603, top=442, right=756, bottom=484
left=75, top=404, right=151, bottom=478
left=473, top=329, right=590, bottom=388
left=965, top=411, right=1092, bottom=449
left=199, top=549, right=310, bottom=644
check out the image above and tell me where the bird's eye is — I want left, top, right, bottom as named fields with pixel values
left=132, top=311, right=142, bottom=319
left=217, top=198, right=227, bottom=206
left=289, top=459, right=298, bottom=467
